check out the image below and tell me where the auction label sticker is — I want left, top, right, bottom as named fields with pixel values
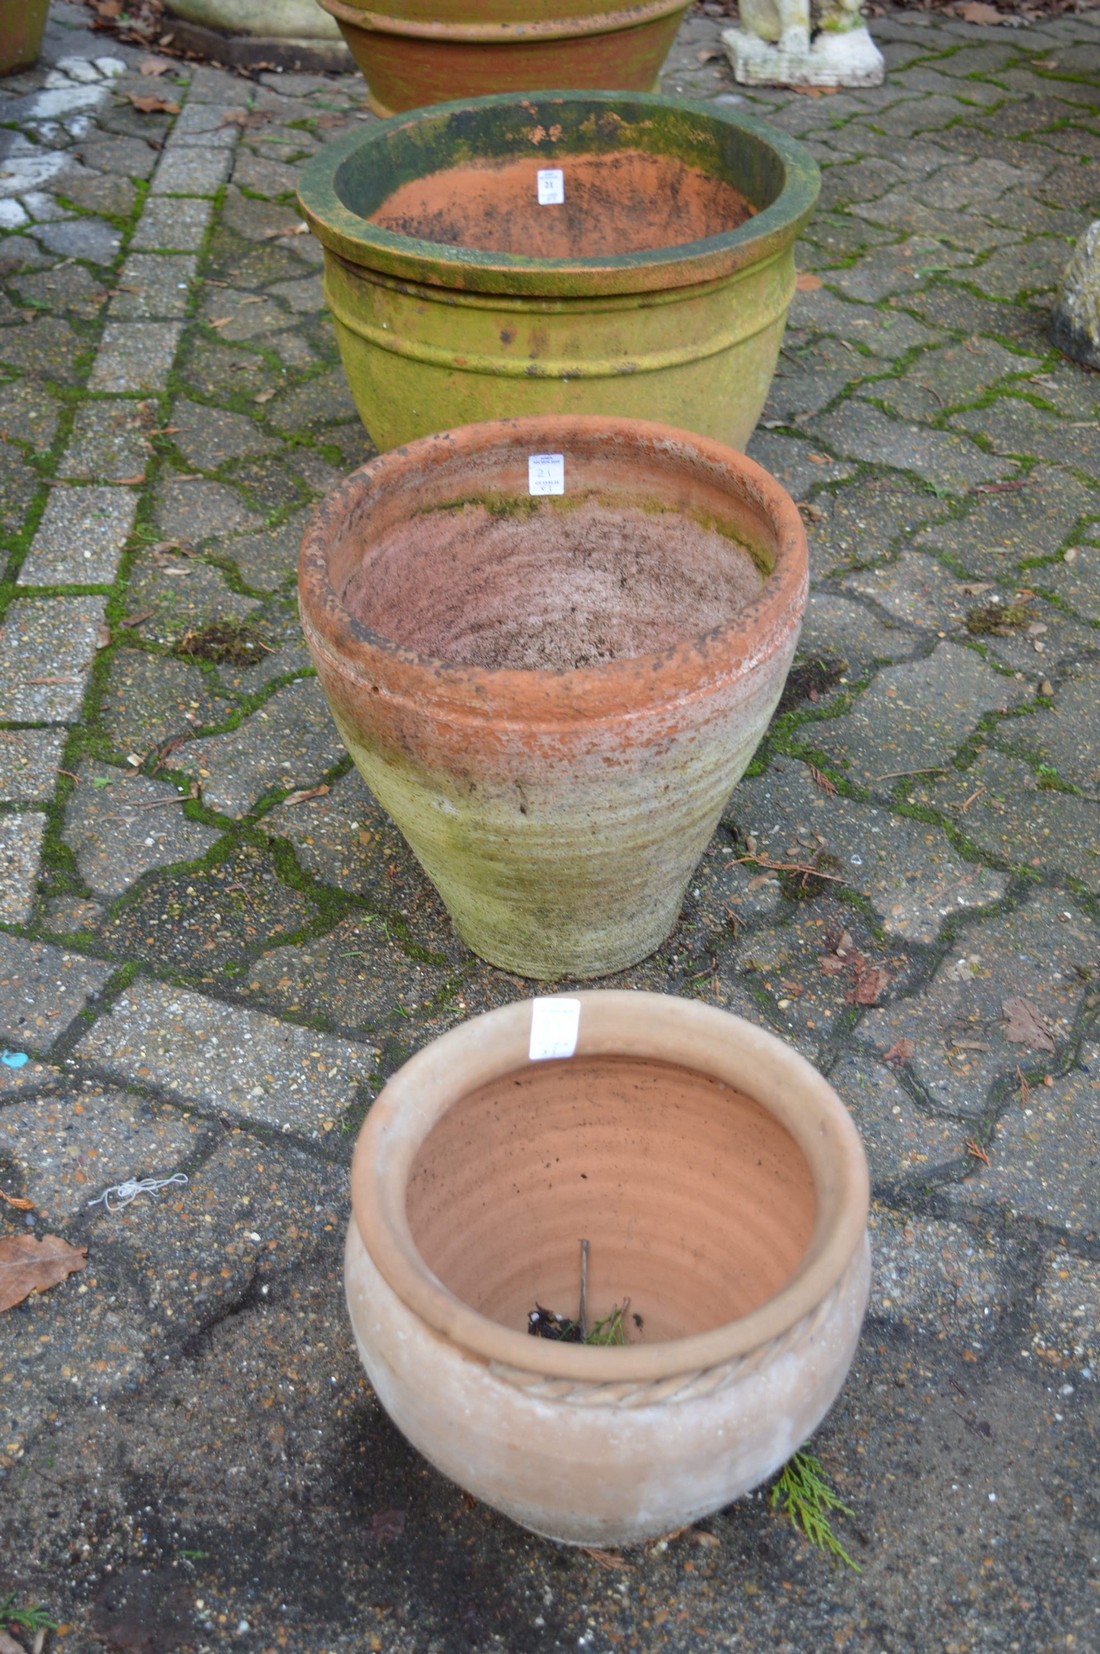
left=537, top=167, right=565, bottom=205
left=528, top=453, right=564, bottom=495
left=529, top=997, right=581, bottom=1061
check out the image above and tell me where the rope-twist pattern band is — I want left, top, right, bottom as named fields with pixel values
left=486, top=1272, right=847, bottom=1409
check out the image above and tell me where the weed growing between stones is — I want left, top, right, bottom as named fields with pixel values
left=174, top=618, right=272, bottom=666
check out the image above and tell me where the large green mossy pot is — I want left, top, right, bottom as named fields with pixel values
left=297, top=92, right=820, bottom=454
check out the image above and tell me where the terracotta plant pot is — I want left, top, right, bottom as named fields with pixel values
left=345, top=991, right=871, bottom=1546
left=315, top=0, right=690, bottom=116
left=298, top=415, right=807, bottom=979
left=0, top=0, right=49, bottom=76
left=296, top=91, right=819, bottom=453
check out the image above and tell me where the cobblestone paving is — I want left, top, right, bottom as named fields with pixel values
left=0, top=4, right=1097, bottom=1650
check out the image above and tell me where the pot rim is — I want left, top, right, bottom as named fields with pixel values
left=296, top=89, right=821, bottom=298
left=319, top=0, right=688, bottom=42
left=350, top=990, right=870, bottom=1383
left=297, top=414, right=808, bottom=725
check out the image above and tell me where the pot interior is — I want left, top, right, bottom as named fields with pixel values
left=339, top=493, right=766, bottom=672
left=369, top=151, right=755, bottom=260
left=405, top=1055, right=816, bottom=1343
left=329, top=97, right=793, bottom=268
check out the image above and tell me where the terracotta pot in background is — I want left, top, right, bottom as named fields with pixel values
left=297, top=92, right=820, bottom=454
left=0, top=0, right=49, bottom=76
left=345, top=992, right=871, bottom=1546
left=315, top=0, right=690, bottom=116
left=298, top=415, right=807, bottom=979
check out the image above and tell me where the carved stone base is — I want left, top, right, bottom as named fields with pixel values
left=722, top=24, right=885, bottom=88
left=1050, top=221, right=1100, bottom=372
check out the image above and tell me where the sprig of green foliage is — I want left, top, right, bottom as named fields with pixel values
left=768, top=1450, right=861, bottom=1571
left=1, top=1591, right=59, bottom=1633
left=584, top=1303, right=628, bottom=1346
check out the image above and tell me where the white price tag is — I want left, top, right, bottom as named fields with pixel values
left=528, top=997, right=581, bottom=1062
left=528, top=453, right=564, bottom=496
left=537, top=167, right=565, bottom=205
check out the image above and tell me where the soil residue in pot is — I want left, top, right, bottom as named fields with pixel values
left=339, top=498, right=765, bottom=672
left=369, top=150, right=756, bottom=260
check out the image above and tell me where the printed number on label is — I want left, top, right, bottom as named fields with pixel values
left=537, top=168, right=564, bottom=205
left=528, top=453, right=564, bottom=496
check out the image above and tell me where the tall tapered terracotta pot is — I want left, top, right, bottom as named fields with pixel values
left=345, top=991, right=871, bottom=1546
left=298, top=415, right=807, bottom=979
left=296, top=92, right=820, bottom=454
left=315, top=0, right=691, bottom=116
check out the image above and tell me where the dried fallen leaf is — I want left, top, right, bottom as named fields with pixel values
left=127, top=94, right=181, bottom=115
left=121, top=608, right=154, bottom=630
left=965, top=1137, right=991, bottom=1167
left=138, top=56, right=170, bottom=75
left=0, top=1188, right=34, bottom=1212
left=0, top=1629, right=26, bottom=1654
left=0, top=1234, right=87, bottom=1313
left=582, top=1547, right=635, bottom=1570
left=261, top=223, right=309, bottom=239
left=219, top=108, right=273, bottom=131
left=882, top=1038, right=915, bottom=1067
left=95, top=623, right=112, bottom=650
left=1002, top=996, right=1055, bottom=1052
left=283, top=784, right=330, bottom=806
left=819, top=953, right=847, bottom=976
left=847, top=966, right=890, bottom=1006
left=796, top=272, right=823, bottom=292
left=807, top=764, right=837, bottom=796
left=953, top=1, right=1004, bottom=23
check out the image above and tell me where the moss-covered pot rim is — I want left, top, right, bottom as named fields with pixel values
left=297, top=414, right=808, bottom=726
left=349, top=991, right=870, bottom=1384
left=296, top=89, right=820, bottom=298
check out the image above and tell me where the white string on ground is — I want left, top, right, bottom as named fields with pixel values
left=88, top=1173, right=189, bottom=1213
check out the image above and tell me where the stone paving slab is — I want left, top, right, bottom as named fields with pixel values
left=18, top=483, right=136, bottom=585
left=0, top=594, right=106, bottom=722
left=1, top=4, right=1098, bottom=1650
left=0, top=931, right=113, bottom=1050
left=74, top=979, right=376, bottom=1138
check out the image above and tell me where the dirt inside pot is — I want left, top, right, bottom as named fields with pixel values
left=369, top=150, right=756, bottom=260
left=339, top=497, right=765, bottom=672
left=405, top=1055, right=816, bottom=1343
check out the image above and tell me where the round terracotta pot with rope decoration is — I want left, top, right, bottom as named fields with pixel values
left=344, top=991, right=871, bottom=1546
left=314, top=0, right=692, bottom=116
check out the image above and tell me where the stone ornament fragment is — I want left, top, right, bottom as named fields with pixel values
left=1050, top=220, right=1100, bottom=372
left=723, top=0, right=885, bottom=88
